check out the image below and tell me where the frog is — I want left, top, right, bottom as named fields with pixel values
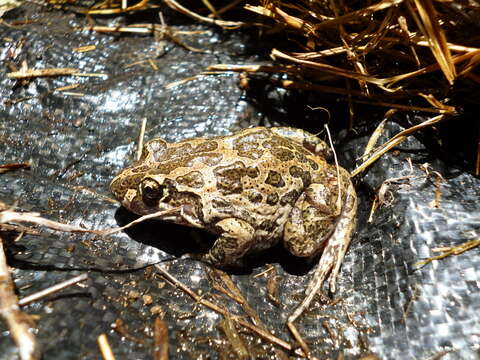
left=110, top=126, right=357, bottom=292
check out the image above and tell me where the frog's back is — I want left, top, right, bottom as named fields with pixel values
left=191, top=127, right=328, bottom=244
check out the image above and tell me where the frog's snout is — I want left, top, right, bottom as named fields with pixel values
left=110, top=175, right=129, bottom=203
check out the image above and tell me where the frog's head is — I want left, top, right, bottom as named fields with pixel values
left=110, top=138, right=168, bottom=215
left=110, top=138, right=204, bottom=225
left=110, top=168, right=166, bottom=215
left=110, top=167, right=204, bottom=226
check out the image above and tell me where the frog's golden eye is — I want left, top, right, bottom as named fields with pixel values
left=141, top=178, right=164, bottom=201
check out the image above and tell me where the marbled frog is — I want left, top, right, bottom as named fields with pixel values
left=111, top=127, right=357, bottom=291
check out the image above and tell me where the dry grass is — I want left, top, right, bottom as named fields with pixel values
left=202, top=1, right=479, bottom=173
left=72, top=0, right=480, bottom=172
left=56, top=0, right=480, bottom=171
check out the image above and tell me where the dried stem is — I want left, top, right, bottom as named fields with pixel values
left=351, top=114, right=447, bottom=176
left=153, top=317, right=169, bottom=360
left=415, top=238, right=480, bottom=268
left=0, top=235, right=40, bottom=360
left=97, top=334, right=116, bottom=360
left=162, top=0, right=246, bottom=29
left=18, top=274, right=88, bottom=307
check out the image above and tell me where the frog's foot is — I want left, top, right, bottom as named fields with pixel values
left=311, top=217, right=355, bottom=295
left=286, top=211, right=357, bottom=360
left=202, top=218, right=255, bottom=268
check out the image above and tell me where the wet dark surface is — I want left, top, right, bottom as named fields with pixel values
left=1, top=3, right=480, bottom=360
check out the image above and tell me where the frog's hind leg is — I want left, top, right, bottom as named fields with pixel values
left=202, top=218, right=255, bottom=268
left=285, top=168, right=356, bottom=290
left=282, top=182, right=339, bottom=259
left=288, top=168, right=356, bottom=318
left=317, top=168, right=357, bottom=293
left=286, top=169, right=356, bottom=357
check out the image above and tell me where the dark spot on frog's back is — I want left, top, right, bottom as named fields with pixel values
left=289, top=165, right=312, bottom=187
left=307, top=159, right=319, bottom=170
left=130, top=164, right=150, bottom=174
left=247, top=190, right=263, bottom=203
left=246, top=166, right=259, bottom=178
left=176, top=171, right=205, bottom=188
left=280, top=189, right=300, bottom=205
left=262, top=137, right=295, bottom=151
left=289, top=165, right=303, bottom=178
left=266, top=192, right=279, bottom=206
left=271, top=147, right=295, bottom=161
left=294, top=152, right=308, bottom=163
left=259, top=219, right=275, bottom=231
left=265, top=170, right=285, bottom=188
left=152, top=162, right=184, bottom=175
left=214, top=161, right=246, bottom=195
left=165, top=143, right=193, bottom=161
left=211, top=197, right=232, bottom=211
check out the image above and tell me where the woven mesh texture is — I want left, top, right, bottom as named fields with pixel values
left=1, top=4, right=479, bottom=359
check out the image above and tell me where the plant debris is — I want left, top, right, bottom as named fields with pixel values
left=6, top=62, right=106, bottom=79
left=0, top=162, right=30, bottom=174
left=17, top=274, right=88, bottom=307
left=415, top=238, right=480, bottom=268
left=97, top=334, right=116, bottom=360
left=153, top=317, right=169, bottom=360
left=155, top=264, right=306, bottom=357
left=44, top=0, right=479, bottom=172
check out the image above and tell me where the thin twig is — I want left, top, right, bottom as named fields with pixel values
left=351, top=114, right=447, bottom=176
left=207, top=269, right=289, bottom=358
left=0, top=206, right=182, bottom=236
left=18, top=274, right=88, bottom=306
left=162, top=0, right=246, bottom=29
left=219, top=316, right=250, bottom=360
left=0, top=162, right=30, bottom=174
left=7, top=68, right=106, bottom=79
left=415, top=238, right=480, bottom=268
left=153, top=317, right=169, bottom=360
left=136, top=118, right=147, bottom=161
left=98, top=334, right=116, bottom=360
left=83, top=0, right=149, bottom=14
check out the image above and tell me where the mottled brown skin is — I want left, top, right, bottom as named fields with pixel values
left=111, top=127, right=357, bottom=289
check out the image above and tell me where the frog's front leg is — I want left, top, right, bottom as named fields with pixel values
left=202, top=218, right=255, bottom=268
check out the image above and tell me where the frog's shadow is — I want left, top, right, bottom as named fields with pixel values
left=114, top=207, right=315, bottom=276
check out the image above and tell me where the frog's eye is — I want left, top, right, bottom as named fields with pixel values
left=141, top=178, right=165, bottom=201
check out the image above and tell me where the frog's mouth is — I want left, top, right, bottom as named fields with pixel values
left=153, top=203, right=204, bottom=229
left=124, top=194, right=204, bottom=229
